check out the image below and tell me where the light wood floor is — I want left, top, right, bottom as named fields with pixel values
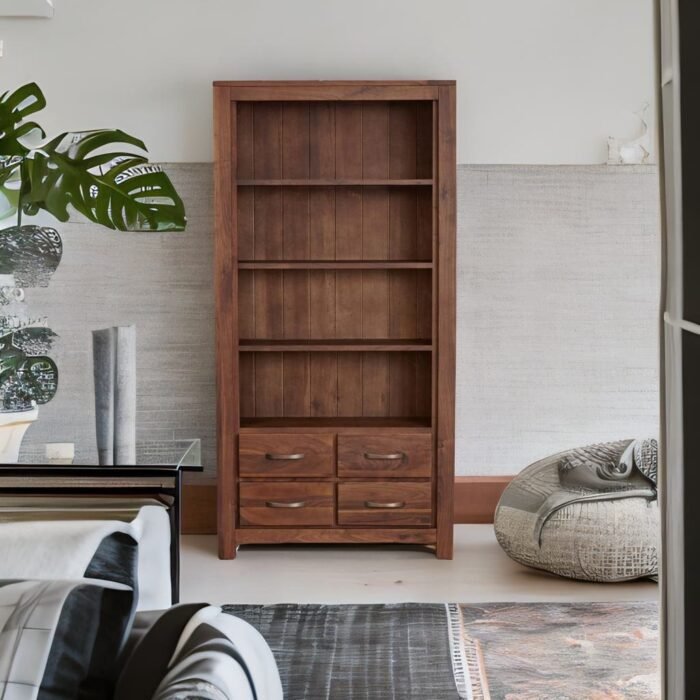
left=181, top=525, right=658, bottom=605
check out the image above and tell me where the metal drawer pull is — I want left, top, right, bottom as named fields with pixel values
left=364, top=451, right=405, bottom=460
left=364, top=500, right=406, bottom=509
left=265, top=452, right=305, bottom=460
left=265, top=500, right=306, bottom=509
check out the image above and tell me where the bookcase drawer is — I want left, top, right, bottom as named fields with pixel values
left=337, top=482, right=432, bottom=526
left=239, top=434, right=334, bottom=477
left=337, top=434, right=432, bottom=478
left=239, top=482, right=334, bottom=527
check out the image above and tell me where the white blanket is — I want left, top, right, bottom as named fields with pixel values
left=0, top=505, right=172, bottom=610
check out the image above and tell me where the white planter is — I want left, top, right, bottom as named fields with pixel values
left=0, top=406, right=39, bottom=463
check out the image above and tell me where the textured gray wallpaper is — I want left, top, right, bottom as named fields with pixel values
left=457, top=165, right=660, bottom=474
left=19, top=164, right=661, bottom=477
left=19, top=164, right=216, bottom=474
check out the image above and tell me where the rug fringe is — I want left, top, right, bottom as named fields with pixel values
left=446, top=603, right=471, bottom=700
left=445, top=604, right=491, bottom=700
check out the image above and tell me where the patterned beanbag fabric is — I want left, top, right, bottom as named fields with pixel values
left=494, top=439, right=659, bottom=582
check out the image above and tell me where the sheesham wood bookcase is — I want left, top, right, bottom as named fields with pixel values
left=213, top=81, right=456, bottom=559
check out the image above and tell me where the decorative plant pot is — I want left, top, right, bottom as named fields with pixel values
left=0, top=226, right=61, bottom=441
left=0, top=225, right=62, bottom=287
left=0, top=405, right=39, bottom=463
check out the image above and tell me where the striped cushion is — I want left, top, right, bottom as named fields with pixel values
left=0, top=578, right=134, bottom=700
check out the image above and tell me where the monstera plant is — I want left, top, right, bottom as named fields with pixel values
left=0, top=82, right=186, bottom=459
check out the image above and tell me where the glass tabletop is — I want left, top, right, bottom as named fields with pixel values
left=16, top=438, right=202, bottom=471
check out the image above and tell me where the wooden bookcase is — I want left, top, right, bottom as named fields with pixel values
left=213, top=81, right=456, bottom=559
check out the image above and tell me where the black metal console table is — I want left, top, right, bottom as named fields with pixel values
left=0, top=439, right=202, bottom=603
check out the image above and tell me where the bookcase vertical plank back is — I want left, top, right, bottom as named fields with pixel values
left=214, top=81, right=456, bottom=559
left=309, top=103, right=336, bottom=179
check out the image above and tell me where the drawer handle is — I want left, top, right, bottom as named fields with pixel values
left=364, top=500, right=406, bottom=509
left=364, top=451, right=405, bottom=461
left=265, top=452, right=305, bottom=461
left=265, top=500, right=306, bottom=509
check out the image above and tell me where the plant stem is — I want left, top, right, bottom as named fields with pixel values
left=17, top=159, right=25, bottom=228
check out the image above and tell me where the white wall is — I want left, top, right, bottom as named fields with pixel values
left=0, top=0, right=655, bottom=164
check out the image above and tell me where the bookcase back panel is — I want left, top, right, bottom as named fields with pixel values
left=239, top=270, right=432, bottom=340
left=236, top=101, right=433, bottom=181
left=237, top=186, right=432, bottom=261
left=239, top=351, right=432, bottom=419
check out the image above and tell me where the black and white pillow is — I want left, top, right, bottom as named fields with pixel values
left=115, top=605, right=283, bottom=700
left=0, top=578, right=135, bottom=700
left=84, top=530, right=139, bottom=591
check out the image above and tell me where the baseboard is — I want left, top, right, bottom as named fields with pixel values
left=182, top=482, right=218, bottom=533
left=453, top=476, right=512, bottom=524
left=182, top=476, right=513, bottom=535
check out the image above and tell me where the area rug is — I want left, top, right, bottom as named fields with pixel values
left=455, top=602, right=660, bottom=700
left=223, top=602, right=659, bottom=700
left=224, top=603, right=458, bottom=699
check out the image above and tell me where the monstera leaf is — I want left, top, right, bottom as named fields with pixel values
left=0, top=82, right=186, bottom=231
left=0, top=158, right=22, bottom=220
left=23, top=130, right=186, bottom=231
left=0, top=327, right=58, bottom=410
left=0, top=83, right=47, bottom=221
left=0, top=355, right=58, bottom=409
left=19, top=356, right=59, bottom=405
left=11, top=326, right=57, bottom=355
left=0, top=83, right=46, bottom=157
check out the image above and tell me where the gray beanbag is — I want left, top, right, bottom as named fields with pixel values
left=494, top=439, right=659, bottom=582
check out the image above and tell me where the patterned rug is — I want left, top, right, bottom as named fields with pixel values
left=223, top=602, right=659, bottom=700
left=454, top=602, right=660, bottom=700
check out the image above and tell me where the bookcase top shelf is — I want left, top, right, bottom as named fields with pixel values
left=214, top=80, right=455, bottom=86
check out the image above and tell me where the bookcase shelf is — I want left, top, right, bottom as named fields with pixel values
left=215, top=81, right=456, bottom=560
left=239, top=339, right=433, bottom=352
left=240, top=417, right=432, bottom=432
left=237, top=179, right=433, bottom=187
left=238, top=261, right=433, bottom=270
